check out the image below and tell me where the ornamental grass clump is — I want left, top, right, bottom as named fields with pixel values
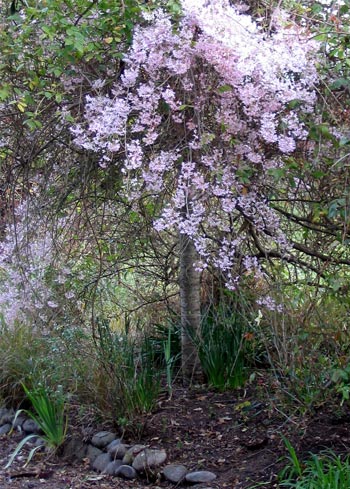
left=6, top=384, right=67, bottom=468
left=279, top=437, right=350, bottom=488
left=92, top=319, right=161, bottom=425
left=198, top=303, right=249, bottom=390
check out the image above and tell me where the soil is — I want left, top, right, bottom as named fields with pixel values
left=1, top=380, right=350, bottom=489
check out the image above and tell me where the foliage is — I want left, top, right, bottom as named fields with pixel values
left=91, top=319, right=161, bottom=427
left=0, top=0, right=350, bottom=438
left=22, top=383, right=67, bottom=448
left=249, top=277, right=350, bottom=413
left=0, top=0, right=178, bottom=329
left=0, top=318, right=101, bottom=408
left=0, top=321, right=50, bottom=405
left=198, top=300, right=251, bottom=390
left=0, top=0, right=160, bottom=131
left=163, top=326, right=179, bottom=396
left=6, top=383, right=67, bottom=468
left=331, top=365, right=350, bottom=405
left=146, top=319, right=182, bottom=369
left=279, top=438, right=350, bottom=488
left=0, top=313, right=166, bottom=431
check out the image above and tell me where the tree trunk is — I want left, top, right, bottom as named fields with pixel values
left=179, top=232, right=202, bottom=384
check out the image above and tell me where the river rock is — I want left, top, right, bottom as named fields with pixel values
left=91, top=431, right=116, bottom=448
left=87, top=444, right=103, bottom=463
left=107, top=440, right=128, bottom=459
left=0, top=423, right=12, bottom=435
left=122, top=444, right=146, bottom=465
left=115, top=464, right=137, bottom=479
left=106, top=438, right=122, bottom=450
left=0, top=407, right=9, bottom=419
left=133, top=448, right=167, bottom=472
left=62, top=437, right=88, bottom=461
left=92, top=452, right=111, bottom=473
left=185, top=471, right=217, bottom=483
left=103, top=459, right=123, bottom=475
left=163, top=464, right=187, bottom=483
left=0, top=408, right=14, bottom=425
left=12, top=416, right=26, bottom=431
left=23, top=419, right=42, bottom=434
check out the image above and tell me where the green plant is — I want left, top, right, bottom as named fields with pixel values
left=0, top=320, right=96, bottom=408
left=0, top=322, right=49, bottom=405
left=90, top=319, right=161, bottom=427
left=146, top=318, right=182, bottom=370
left=198, top=301, right=250, bottom=390
left=279, top=437, right=350, bottom=488
left=129, top=366, right=160, bottom=414
left=163, top=327, right=177, bottom=397
left=252, top=285, right=345, bottom=414
left=331, top=364, right=350, bottom=405
left=6, top=383, right=68, bottom=468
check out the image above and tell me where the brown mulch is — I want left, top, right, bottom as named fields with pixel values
left=1, top=380, right=350, bottom=488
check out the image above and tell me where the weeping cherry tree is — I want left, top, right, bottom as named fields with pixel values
left=72, top=0, right=318, bottom=380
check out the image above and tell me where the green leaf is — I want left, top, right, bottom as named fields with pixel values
left=339, top=136, right=350, bottom=147
left=0, top=85, right=10, bottom=101
left=268, top=168, right=286, bottom=179
left=5, top=434, right=39, bottom=468
left=287, top=99, right=303, bottom=109
left=330, top=78, right=350, bottom=91
left=217, top=84, right=232, bottom=93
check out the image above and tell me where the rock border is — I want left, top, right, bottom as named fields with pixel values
left=0, top=407, right=217, bottom=485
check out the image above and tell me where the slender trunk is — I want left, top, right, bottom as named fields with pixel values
left=179, top=232, right=202, bottom=384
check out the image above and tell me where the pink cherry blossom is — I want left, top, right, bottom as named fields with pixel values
left=72, top=1, right=318, bottom=287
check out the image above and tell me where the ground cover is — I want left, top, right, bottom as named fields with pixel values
left=1, top=383, right=350, bottom=489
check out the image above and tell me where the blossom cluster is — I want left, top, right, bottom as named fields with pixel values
left=73, top=0, right=318, bottom=288
left=0, top=201, right=75, bottom=327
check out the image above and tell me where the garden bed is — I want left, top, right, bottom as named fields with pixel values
left=1, top=383, right=350, bottom=488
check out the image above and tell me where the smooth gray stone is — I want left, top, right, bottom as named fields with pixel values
left=0, top=408, right=14, bottom=425
left=106, top=438, right=122, bottom=451
left=0, top=423, right=12, bottom=435
left=27, top=436, right=41, bottom=445
left=92, top=452, right=111, bottom=473
left=0, top=408, right=9, bottom=418
left=132, top=448, right=167, bottom=472
left=91, top=431, right=116, bottom=448
left=108, top=442, right=128, bottom=459
left=33, top=437, right=45, bottom=448
left=87, top=444, right=103, bottom=464
left=22, top=419, right=42, bottom=434
left=62, top=437, right=88, bottom=461
left=115, top=464, right=137, bottom=479
left=163, top=464, right=187, bottom=483
left=185, top=471, right=217, bottom=483
left=103, top=459, right=123, bottom=475
left=122, top=444, right=146, bottom=465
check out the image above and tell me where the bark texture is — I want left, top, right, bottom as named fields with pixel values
left=179, top=233, right=202, bottom=384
